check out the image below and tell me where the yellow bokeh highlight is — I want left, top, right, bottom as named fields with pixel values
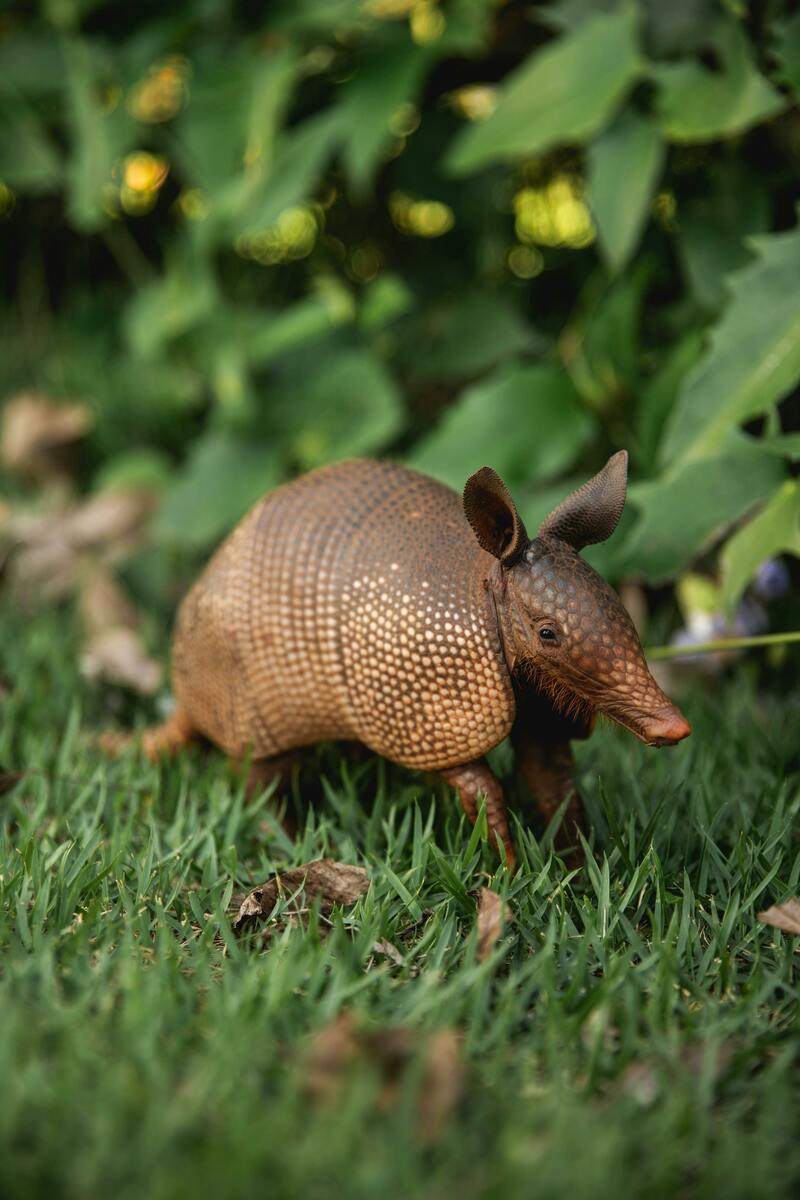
left=513, top=175, right=595, bottom=249
left=389, top=192, right=454, bottom=237
left=362, top=0, right=446, bottom=46
left=177, top=189, right=209, bottom=221
left=349, top=242, right=383, bottom=282
left=653, top=190, right=677, bottom=232
left=365, top=0, right=415, bottom=16
left=508, top=244, right=544, bottom=279
left=389, top=102, right=420, bottom=137
left=119, top=152, right=169, bottom=215
left=236, top=206, right=319, bottom=265
left=0, top=180, right=16, bottom=218
left=447, top=85, right=497, bottom=121
left=127, top=56, right=189, bottom=123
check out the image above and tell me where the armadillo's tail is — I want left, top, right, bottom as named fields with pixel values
left=98, top=705, right=196, bottom=762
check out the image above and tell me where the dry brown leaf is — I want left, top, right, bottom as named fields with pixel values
left=5, top=490, right=154, bottom=604
left=80, top=563, right=141, bottom=635
left=302, top=1014, right=463, bottom=1142
left=618, top=1040, right=735, bottom=1108
left=758, top=898, right=800, bottom=935
left=302, top=1013, right=361, bottom=1103
left=233, top=859, right=369, bottom=935
left=372, top=938, right=405, bottom=967
left=63, top=490, right=154, bottom=552
left=475, top=886, right=512, bottom=962
left=1, top=392, right=92, bottom=480
left=418, top=1028, right=464, bottom=1143
left=80, top=627, right=162, bottom=695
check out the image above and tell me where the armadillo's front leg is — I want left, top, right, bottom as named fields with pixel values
left=440, top=760, right=516, bottom=871
left=512, top=731, right=586, bottom=859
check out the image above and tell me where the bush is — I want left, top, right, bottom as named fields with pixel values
left=2, top=0, right=799, bottom=622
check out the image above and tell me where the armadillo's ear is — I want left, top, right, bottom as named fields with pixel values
left=463, top=467, right=528, bottom=565
left=539, top=450, right=628, bottom=550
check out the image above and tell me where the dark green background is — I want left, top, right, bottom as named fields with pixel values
left=2, top=0, right=800, bottom=619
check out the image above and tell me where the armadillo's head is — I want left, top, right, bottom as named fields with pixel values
left=463, top=452, right=690, bottom=748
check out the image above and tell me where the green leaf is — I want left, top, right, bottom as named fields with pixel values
left=721, top=480, right=800, bottom=613
left=0, top=103, right=61, bottom=191
left=774, top=12, right=800, bottom=100
left=635, top=330, right=704, bottom=473
left=402, top=293, right=541, bottom=382
left=270, top=349, right=405, bottom=469
left=660, top=223, right=800, bottom=465
left=63, top=38, right=136, bottom=230
left=154, top=433, right=283, bottom=548
left=676, top=166, right=769, bottom=312
left=175, top=47, right=297, bottom=202
left=233, top=108, right=344, bottom=236
left=759, top=434, right=800, bottom=460
left=244, top=297, right=344, bottom=367
left=408, top=363, right=595, bottom=491
left=445, top=5, right=642, bottom=174
left=359, top=274, right=414, bottom=331
left=561, top=262, right=651, bottom=407
left=93, top=449, right=172, bottom=494
left=587, top=109, right=664, bottom=274
left=620, top=436, right=785, bottom=582
left=124, top=249, right=218, bottom=359
left=338, top=41, right=431, bottom=194
left=653, top=19, right=785, bottom=143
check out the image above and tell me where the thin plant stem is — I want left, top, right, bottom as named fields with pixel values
left=646, top=631, right=800, bottom=660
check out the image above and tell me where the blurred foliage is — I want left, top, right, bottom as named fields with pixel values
left=1, top=0, right=800, bottom=621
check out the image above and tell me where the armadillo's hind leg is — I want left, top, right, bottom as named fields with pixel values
left=236, top=751, right=308, bottom=841
left=440, top=760, right=516, bottom=871
left=99, top=706, right=196, bottom=761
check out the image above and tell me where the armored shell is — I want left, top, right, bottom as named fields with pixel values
left=172, top=460, right=515, bottom=770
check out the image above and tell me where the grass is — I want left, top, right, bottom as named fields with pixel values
left=1, top=602, right=799, bottom=1200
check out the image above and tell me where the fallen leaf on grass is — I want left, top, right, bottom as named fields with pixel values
left=1, top=392, right=92, bottom=481
left=758, top=898, right=800, bottom=935
left=232, top=859, right=369, bottom=936
left=77, top=564, right=163, bottom=695
left=6, top=491, right=154, bottom=603
left=475, top=886, right=512, bottom=961
left=80, top=563, right=141, bottom=634
left=303, top=1013, right=463, bottom=1143
left=80, top=627, right=162, bottom=695
left=419, top=1029, right=464, bottom=1142
left=618, top=1040, right=735, bottom=1108
left=372, top=938, right=405, bottom=967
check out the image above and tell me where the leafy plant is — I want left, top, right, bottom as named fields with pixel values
left=1, top=0, right=799, bottom=632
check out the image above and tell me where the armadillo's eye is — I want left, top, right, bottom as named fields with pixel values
left=539, top=626, right=558, bottom=644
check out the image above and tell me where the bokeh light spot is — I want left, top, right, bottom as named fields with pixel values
left=236, top=206, right=319, bottom=265
left=127, top=56, right=189, bottom=123
left=447, top=86, right=497, bottom=121
left=120, top=152, right=170, bottom=215
left=410, top=0, right=445, bottom=44
left=513, top=175, right=595, bottom=249
left=390, top=192, right=454, bottom=237
left=177, top=189, right=209, bottom=221
left=508, top=244, right=544, bottom=279
left=0, top=180, right=16, bottom=218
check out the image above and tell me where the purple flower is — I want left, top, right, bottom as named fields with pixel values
left=753, top=558, right=791, bottom=601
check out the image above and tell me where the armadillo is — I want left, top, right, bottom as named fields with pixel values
left=111, top=452, right=690, bottom=868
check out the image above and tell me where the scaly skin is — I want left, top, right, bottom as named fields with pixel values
left=105, top=455, right=691, bottom=866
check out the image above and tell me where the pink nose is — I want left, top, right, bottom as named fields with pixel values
left=643, top=708, right=691, bottom=747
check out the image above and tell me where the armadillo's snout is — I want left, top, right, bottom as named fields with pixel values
left=640, top=707, right=691, bottom=747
